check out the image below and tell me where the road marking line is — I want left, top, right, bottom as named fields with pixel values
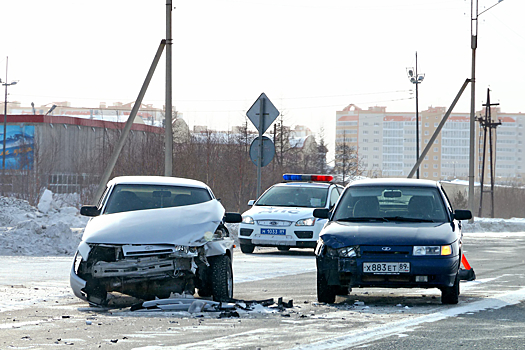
left=292, top=287, right=525, bottom=350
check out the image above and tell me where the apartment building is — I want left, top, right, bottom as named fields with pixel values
left=336, top=104, right=525, bottom=183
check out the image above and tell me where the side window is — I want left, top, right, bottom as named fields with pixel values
left=329, top=188, right=340, bottom=208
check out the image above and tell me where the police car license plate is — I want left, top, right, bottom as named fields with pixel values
left=261, top=228, right=286, bottom=235
left=363, top=262, right=410, bottom=274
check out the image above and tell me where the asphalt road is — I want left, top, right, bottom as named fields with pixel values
left=1, top=230, right=524, bottom=349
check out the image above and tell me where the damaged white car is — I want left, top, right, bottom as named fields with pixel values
left=70, top=176, right=242, bottom=306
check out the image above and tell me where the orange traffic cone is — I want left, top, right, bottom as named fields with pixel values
left=459, top=254, right=476, bottom=281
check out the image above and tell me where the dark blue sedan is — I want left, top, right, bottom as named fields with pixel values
left=313, top=178, right=472, bottom=304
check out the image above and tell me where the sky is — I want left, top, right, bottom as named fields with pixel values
left=1, top=0, right=524, bottom=157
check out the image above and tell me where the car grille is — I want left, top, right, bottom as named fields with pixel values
left=91, top=256, right=191, bottom=278
left=122, top=245, right=177, bottom=257
left=257, top=220, right=292, bottom=227
left=294, top=231, right=314, bottom=239
left=362, top=275, right=411, bottom=283
left=360, top=245, right=411, bottom=256
left=239, top=228, right=254, bottom=236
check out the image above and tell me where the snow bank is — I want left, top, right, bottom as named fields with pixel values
left=0, top=193, right=88, bottom=257
left=462, top=217, right=525, bottom=233
left=0, top=192, right=523, bottom=257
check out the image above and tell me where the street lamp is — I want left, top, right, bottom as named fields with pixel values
left=468, top=0, right=504, bottom=219
left=407, top=52, right=425, bottom=179
left=1, top=56, right=18, bottom=196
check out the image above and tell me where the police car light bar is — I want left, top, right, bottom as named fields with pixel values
left=283, top=174, right=334, bottom=182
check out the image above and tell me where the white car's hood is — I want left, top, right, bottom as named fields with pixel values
left=82, top=199, right=225, bottom=246
left=244, top=205, right=316, bottom=221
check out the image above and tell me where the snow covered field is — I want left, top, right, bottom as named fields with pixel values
left=0, top=191, right=524, bottom=257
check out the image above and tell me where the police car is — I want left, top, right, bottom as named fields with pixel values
left=238, top=174, right=343, bottom=253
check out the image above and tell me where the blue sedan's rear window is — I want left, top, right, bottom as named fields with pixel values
left=333, top=186, right=448, bottom=222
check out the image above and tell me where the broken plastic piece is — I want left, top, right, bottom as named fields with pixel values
left=277, top=297, right=293, bottom=308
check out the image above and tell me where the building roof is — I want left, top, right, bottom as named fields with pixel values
left=2, top=115, right=164, bottom=134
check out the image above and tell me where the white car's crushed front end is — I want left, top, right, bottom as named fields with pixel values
left=70, top=200, right=234, bottom=305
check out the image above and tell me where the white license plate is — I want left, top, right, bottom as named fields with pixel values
left=363, top=262, right=410, bottom=274
left=261, top=228, right=286, bottom=235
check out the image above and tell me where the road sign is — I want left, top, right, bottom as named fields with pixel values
left=249, top=136, right=275, bottom=167
left=246, top=93, right=279, bottom=134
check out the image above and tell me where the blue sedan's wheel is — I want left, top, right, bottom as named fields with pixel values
left=317, top=270, right=336, bottom=303
left=441, top=272, right=460, bottom=304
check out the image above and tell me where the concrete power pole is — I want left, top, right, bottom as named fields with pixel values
left=164, top=0, right=173, bottom=176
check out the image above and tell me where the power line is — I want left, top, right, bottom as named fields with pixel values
left=12, top=89, right=413, bottom=104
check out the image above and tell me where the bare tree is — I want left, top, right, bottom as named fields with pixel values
left=334, top=130, right=361, bottom=185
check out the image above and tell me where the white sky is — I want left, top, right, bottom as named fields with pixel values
left=1, top=0, right=524, bottom=154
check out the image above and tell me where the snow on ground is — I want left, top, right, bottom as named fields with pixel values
left=0, top=192, right=524, bottom=257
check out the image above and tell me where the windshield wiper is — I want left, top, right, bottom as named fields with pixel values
left=383, top=216, right=435, bottom=223
left=337, top=217, right=389, bottom=222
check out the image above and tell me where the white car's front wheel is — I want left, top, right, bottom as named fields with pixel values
left=209, top=255, right=233, bottom=301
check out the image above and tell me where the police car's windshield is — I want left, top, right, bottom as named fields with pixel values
left=256, top=186, right=328, bottom=208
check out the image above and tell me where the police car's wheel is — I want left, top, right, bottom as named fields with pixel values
left=240, top=243, right=255, bottom=254
left=277, top=246, right=290, bottom=251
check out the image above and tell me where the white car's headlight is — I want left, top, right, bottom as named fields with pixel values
left=242, top=216, right=254, bottom=224
left=413, top=245, right=452, bottom=256
left=174, top=245, right=198, bottom=257
left=296, top=217, right=315, bottom=226
left=73, top=251, right=83, bottom=274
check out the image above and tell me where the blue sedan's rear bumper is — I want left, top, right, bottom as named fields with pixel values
left=317, top=254, right=460, bottom=289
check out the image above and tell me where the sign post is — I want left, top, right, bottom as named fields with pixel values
left=246, top=93, right=279, bottom=197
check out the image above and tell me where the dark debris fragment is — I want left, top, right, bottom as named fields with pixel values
left=218, top=311, right=240, bottom=318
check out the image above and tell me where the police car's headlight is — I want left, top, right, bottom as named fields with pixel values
left=413, top=245, right=452, bottom=256
left=296, top=218, right=315, bottom=226
left=242, top=216, right=254, bottom=225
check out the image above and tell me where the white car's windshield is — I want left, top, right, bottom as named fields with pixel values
left=104, top=184, right=212, bottom=214
left=256, top=186, right=328, bottom=208
left=332, top=185, right=448, bottom=222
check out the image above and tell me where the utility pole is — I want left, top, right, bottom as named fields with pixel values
left=342, top=130, right=347, bottom=185
left=1, top=57, right=18, bottom=196
left=477, top=88, right=500, bottom=218
left=164, top=0, right=173, bottom=176
left=468, top=0, right=505, bottom=220
left=406, top=52, right=425, bottom=179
